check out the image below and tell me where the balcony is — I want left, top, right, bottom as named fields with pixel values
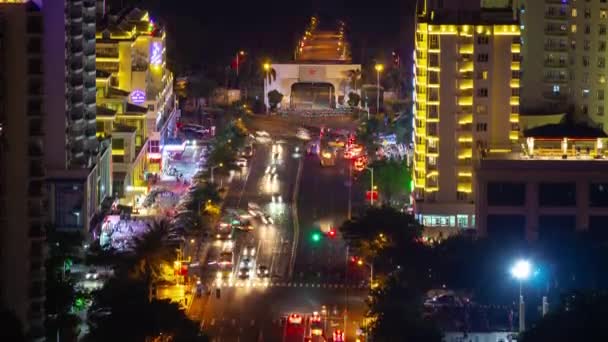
left=458, top=61, right=474, bottom=73
left=545, top=11, right=567, bottom=20
left=544, top=27, right=568, bottom=36
left=542, top=91, right=568, bottom=100
left=70, top=92, right=84, bottom=105
left=71, top=75, right=84, bottom=89
left=459, top=44, right=474, bottom=54
left=544, top=44, right=568, bottom=52
left=511, top=61, right=521, bottom=70
left=70, top=106, right=84, bottom=121
left=458, top=79, right=473, bottom=90
left=458, top=113, right=473, bottom=125
left=510, top=96, right=520, bottom=105
left=544, top=59, right=567, bottom=68
left=70, top=24, right=83, bottom=38
left=458, top=96, right=473, bottom=106
left=70, top=60, right=84, bottom=72
left=543, top=76, right=568, bottom=83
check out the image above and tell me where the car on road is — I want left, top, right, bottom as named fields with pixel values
left=257, top=265, right=270, bottom=277
left=235, top=157, right=248, bottom=167
left=243, top=246, right=256, bottom=257
left=271, top=193, right=283, bottom=203
left=332, top=329, right=345, bottom=342
left=288, top=313, right=303, bottom=325
left=234, top=219, right=254, bottom=231
left=310, top=311, right=323, bottom=336
left=238, top=267, right=251, bottom=279
left=85, top=268, right=99, bottom=280
left=296, top=128, right=311, bottom=141
left=216, top=269, right=232, bottom=283
left=240, top=257, right=253, bottom=268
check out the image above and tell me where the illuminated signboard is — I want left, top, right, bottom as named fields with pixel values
left=129, top=90, right=146, bottom=104
left=150, top=42, right=163, bottom=66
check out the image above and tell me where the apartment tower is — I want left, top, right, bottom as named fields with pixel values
left=0, top=1, right=46, bottom=339
left=44, top=0, right=112, bottom=235
left=413, top=1, right=521, bottom=233
left=520, top=0, right=608, bottom=129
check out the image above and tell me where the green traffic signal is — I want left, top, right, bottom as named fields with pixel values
left=311, top=232, right=321, bottom=242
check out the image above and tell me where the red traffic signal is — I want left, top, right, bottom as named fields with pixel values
left=365, top=190, right=379, bottom=200
left=327, top=229, right=336, bottom=238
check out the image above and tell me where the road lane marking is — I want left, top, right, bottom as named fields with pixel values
left=210, top=318, right=215, bottom=326
left=201, top=319, right=205, bottom=327
left=288, top=157, right=304, bottom=279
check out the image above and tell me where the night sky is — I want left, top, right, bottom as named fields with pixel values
left=110, top=0, right=417, bottom=74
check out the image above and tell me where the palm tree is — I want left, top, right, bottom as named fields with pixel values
left=129, top=219, right=177, bottom=285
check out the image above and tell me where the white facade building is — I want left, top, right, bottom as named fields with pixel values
left=264, top=63, right=361, bottom=110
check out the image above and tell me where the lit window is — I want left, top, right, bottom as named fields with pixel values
left=572, top=24, right=577, bottom=33
left=553, top=85, right=560, bottom=93
left=572, top=8, right=577, bottom=17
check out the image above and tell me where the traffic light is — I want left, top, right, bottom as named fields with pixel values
left=327, top=229, right=336, bottom=238
left=311, top=232, right=322, bottom=242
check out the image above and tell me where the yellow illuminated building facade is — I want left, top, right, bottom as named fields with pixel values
left=413, top=5, right=521, bottom=234
left=95, top=8, right=177, bottom=200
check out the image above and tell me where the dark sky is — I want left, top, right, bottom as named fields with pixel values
left=111, top=0, right=417, bottom=74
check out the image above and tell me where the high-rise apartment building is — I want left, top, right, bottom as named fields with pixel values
left=43, top=0, right=112, bottom=235
left=0, top=1, right=46, bottom=339
left=520, top=0, right=608, bottom=128
left=413, top=2, right=521, bottom=234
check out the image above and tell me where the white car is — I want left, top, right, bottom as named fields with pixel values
left=86, top=269, right=99, bottom=280
left=296, top=128, right=311, bottom=141
left=256, top=130, right=270, bottom=137
left=235, top=158, right=248, bottom=167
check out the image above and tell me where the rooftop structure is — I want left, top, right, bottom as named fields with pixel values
left=295, top=16, right=351, bottom=63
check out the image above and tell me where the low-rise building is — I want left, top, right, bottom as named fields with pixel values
left=95, top=7, right=179, bottom=202
left=476, top=133, right=608, bottom=240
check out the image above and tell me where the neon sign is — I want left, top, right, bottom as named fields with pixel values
left=150, top=42, right=162, bottom=66
left=129, top=90, right=146, bottom=104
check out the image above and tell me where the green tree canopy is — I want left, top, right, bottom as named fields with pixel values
left=367, top=275, right=442, bottom=342
left=357, top=159, right=411, bottom=204
left=521, top=290, right=608, bottom=342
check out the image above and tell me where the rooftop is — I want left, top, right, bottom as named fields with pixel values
left=524, top=123, right=607, bottom=139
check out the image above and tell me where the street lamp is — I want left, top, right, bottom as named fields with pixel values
left=236, top=50, right=246, bottom=78
left=263, top=63, right=271, bottom=114
left=210, top=163, right=223, bottom=184
left=374, top=63, right=384, bottom=115
left=356, top=259, right=375, bottom=289
left=511, top=259, right=532, bottom=333
left=365, top=167, right=375, bottom=206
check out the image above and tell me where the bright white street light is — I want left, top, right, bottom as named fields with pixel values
left=511, top=259, right=532, bottom=333
left=511, top=260, right=531, bottom=280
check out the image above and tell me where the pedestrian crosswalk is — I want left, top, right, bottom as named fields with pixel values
left=214, top=280, right=367, bottom=289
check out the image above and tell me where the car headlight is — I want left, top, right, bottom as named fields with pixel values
left=216, top=271, right=222, bottom=278
left=86, top=274, right=91, bottom=279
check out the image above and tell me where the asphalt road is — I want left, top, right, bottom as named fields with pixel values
left=189, top=116, right=368, bottom=341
